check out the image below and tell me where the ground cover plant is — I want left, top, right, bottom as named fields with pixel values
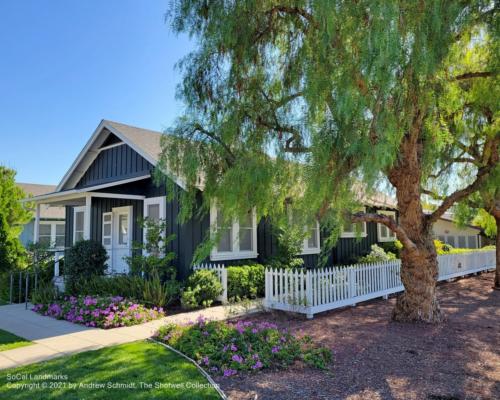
left=0, top=329, right=31, bottom=352
left=32, top=295, right=164, bottom=329
left=0, top=341, right=221, bottom=400
left=155, top=316, right=332, bottom=377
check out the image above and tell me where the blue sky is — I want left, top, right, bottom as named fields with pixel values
left=0, top=0, right=194, bottom=184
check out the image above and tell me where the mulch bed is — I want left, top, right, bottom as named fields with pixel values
left=215, top=272, right=499, bottom=400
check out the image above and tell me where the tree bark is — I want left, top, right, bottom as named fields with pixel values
left=388, top=120, right=444, bottom=323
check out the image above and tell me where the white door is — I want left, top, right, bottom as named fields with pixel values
left=107, top=206, right=132, bottom=274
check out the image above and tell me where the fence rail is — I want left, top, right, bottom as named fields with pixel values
left=193, top=263, right=228, bottom=304
left=264, top=250, right=496, bottom=318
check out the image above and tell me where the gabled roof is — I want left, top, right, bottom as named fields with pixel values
left=56, top=120, right=183, bottom=192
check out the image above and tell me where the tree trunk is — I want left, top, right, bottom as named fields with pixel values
left=389, top=125, right=444, bottom=323
left=494, top=215, right=500, bottom=289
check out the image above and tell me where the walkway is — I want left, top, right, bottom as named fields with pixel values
left=0, top=300, right=262, bottom=370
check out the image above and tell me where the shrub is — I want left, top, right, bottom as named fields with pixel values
left=358, top=244, right=397, bottom=263
left=31, top=281, right=58, bottom=305
left=143, top=272, right=182, bottom=308
left=181, top=270, right=222, bottom=309
left=434, top=240, right=495, bottom=255
left=155, top=317, right=332, bottom=376
left=65, top=240, right=108, bottom=292
left=32, top=295, right=164, bottom=329
left=68, top=274, right=146, bottom=299
left=379, top=240, right=403, bottom=257
left=267, top=225, right=305, bottom=269
left=227, top=264, right=265, bottom=301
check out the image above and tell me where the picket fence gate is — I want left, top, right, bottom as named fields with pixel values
left=192, top=263, right=228, bottom=304
left=264, top=250, right=496, bottom=318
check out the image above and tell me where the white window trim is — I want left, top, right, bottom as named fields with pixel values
left=301, top=220, right=321, bottom=255
left=341, top=207, right=367, bottom=238
left=210, top=205, right=258, bottom=261
left=143, top=196, right=167, bottom=252
left=377, top=210, right=397, bottom=242
left=102, top=212, right=113, bottom=249
left=73, top=206, right=86, bottom=244
left=38, top=221, right=65, bottom=249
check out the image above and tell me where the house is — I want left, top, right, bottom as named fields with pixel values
left=25, top=120, right=404, bottom=279
left=432, top=212, right=484, bottom=249
left=17, top=183, right=65, bottom=249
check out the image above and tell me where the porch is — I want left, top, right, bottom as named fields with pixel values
left=28, top=189, right=146, bottom=275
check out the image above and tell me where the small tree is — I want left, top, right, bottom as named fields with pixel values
left=0, top=166, right=32, bottom=272
left=125, top=218, right=176, bottom=280
left=65, top=240, right=108, bottom=292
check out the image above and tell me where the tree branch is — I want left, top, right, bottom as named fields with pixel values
left=192, top=123, right=236, bottom=163
left=452, top=71, right=495, bottom=81
left=351, top=212, right=417, bottom=252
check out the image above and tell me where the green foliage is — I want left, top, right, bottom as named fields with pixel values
left=68, top=274, right=146, bottom=299
left=125, top=218, right=176, bottom=279
left=358, top=244, right=397, bottom=263
left=267, top=224, right=305, bottom=269
left=31, top=280, right=58, bottom=305
left=155, top=318, right=332, bottom=376
left=0, top=167, right=31, bottom=272
left=143, top=271, right=181, bottom=308
left=64, top=240, right=108, bottom=292
left=379, top=241, right=403, bottom=258
left=227, top=264, right=265, bottom=301
left=433, top=239, right=495, bottom=255
left=181, top=269, right=222, bottom=309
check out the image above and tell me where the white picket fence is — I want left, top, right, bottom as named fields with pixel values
left=193, top=263, right=228, bottom=304
left=264, top=250, right=496, bottom=318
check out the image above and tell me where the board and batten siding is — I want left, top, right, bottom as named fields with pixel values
left=75, top=143, right=153, bottom=188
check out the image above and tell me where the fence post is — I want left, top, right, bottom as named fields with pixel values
left=25, top=272, right=29, bottom=310
left=9, top=272, right=13, bottom=304
left=306, top=270, right=314, bottom=319
left=348, top=267, right=357, bottom=306
left=221, top=267, right=228, bottom=304
left=382, top=263, right=388, bottom=300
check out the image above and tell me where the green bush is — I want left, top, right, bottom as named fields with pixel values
left=65, top=240, right=108, bottom=292
left=227, top=264, right=265, bottom=301
left=181, top=270, right=222, bottom=309
left=358, top=244, right=397, bottom=263
left=68, top=274, right=146, bottom=299
left=31, top=280, right=58, bottom=305
left=143, top=272, right=182, bottom=308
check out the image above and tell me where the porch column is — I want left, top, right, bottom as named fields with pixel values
left=84, top=195, right=92, bottom=240
left=33, top=203, right=41, bottom=243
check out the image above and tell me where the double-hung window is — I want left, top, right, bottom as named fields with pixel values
left=377, top=210, right=397, bottom=242
left=210, top=206, right=257, bottom=261
left=341, top=207, right=367, bottom=238
left=73, top=206, right=86, bottom=244
left=38, top=222, right=65, bottom=248
left=301, top=220, right=321, bottom=254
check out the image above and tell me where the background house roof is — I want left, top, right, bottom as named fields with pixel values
left=17, top=182, right=65, bottom=219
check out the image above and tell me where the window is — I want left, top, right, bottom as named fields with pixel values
left=341, top=207, right=367, bottom=238
left=102, top=212, right=112, bottom=248
left=143, top=196, right=166, bottom=247
left=301, top=221, right=320, bottom=255
left=38, top=222, right=65, bottom=248
left=377, top=210, right=396, bottom=242
left=458, top=235, right=466, bottom=248
left=210, top=206, right=257, bottom=261
left=437, top=235, right=446, bottom=243
left=467, top=235, right=477, bottom=249
left=118, top=214, right=129, bottom=245
left=73, top=206, right=86, bottom=243
left=446, top=236, right=455, bottom=247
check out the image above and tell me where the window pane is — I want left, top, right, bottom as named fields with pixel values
left=447, top=236, right=455, bottom=247
left=39, top=236, right=51, bottom=246
left=458, top=236, right=466, bottom=248
left=468, top=236, right=477, bottom=249
left=103, top=223, right=111, bottom=237
left=75, top=231, right=84, bottom=242
left=39, top=224, right=51, bottom=236
left=119, top=214, right=128, bottom=245
left=103, top=238, right=111, bottom=246
left=438, top=235, right=445, bottom=242
left=307, top=227, right=318, bottom=248
left=217, top=228, right=232, bottom=252
left=147, top=204, right=160, bottom=222
left=240, top=211, right=252, bottom=229
left=380, top=225, right=388, bottom=238
left=55, top=224, right=65, bottom=235
left=239, top=228, right=252, bottom=251
left=103, top=214, right=111, bottom=223
left=343, top=222, right=354, bottom=233
left=75, top=211, right=84, bottom=231
left=55, top=236, right=65, bottom=247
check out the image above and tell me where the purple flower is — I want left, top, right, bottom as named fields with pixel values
left=251, top=361, right=263, bottom=369
left=223, top=369, right=237, bottom=377
left=251, top=328, right=258, bottom=334
left=210, top=366, right=219, bottom=372
left=202, top=330, right=210, bottom=336
left=230, top=344, right=238, bottom=352
left=252, top=354, right=259, bottom=360
left=201, top=356, right=209, bottom=365
left=231, top=354, right=243, bottom=363
left=271, top=346, right=280, bottom=353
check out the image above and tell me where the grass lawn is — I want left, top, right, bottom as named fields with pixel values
left=0, top=341, right=221, bottom=400
left=0, top=329, right=31, bottom=352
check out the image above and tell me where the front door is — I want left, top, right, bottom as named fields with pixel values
left=102, top=206, right=132, bottom=274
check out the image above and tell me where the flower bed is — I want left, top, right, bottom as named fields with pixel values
left=155, top=317, right=332, bottom=377
left=32, top=295, right=165, bottom=329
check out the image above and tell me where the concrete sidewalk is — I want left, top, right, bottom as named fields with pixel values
left=0, top=300, right=262, bottom=370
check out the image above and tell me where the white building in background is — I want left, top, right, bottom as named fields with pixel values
left=17, top=183, right=66, bottom=249
left=432, top=213, right=483, bottom=249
